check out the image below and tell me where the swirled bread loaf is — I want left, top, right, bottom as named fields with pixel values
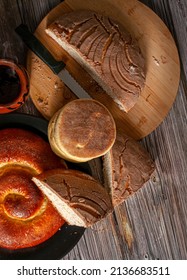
left=103, top=133, right=155, bottom=206
left=32, top=169, right=113, bottom=227
left=46, top=10, right=145, bottom=112
left=0, top=128, right=67, bottom=250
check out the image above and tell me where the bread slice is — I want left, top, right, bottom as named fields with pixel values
left=103, top=133, right=155, bottom=206
left=46, top=10, right=145, bottom=112
left=32, top=169, right=113, bottom=227
left=48, top=99, right=116, bottom=163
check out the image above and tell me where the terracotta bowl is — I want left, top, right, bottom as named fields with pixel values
left=0, top=59, right=29, bottom=114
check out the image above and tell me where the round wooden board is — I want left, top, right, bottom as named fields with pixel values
left=27, top=0, right=180, bottom=140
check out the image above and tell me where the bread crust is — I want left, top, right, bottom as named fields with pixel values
left=32, top=169, right=113, bottom=227
left=46, top=10, right=145, bottom=112
left=103, top=133, right=155, bottom=206
left=48, top=99, right=116, bottom=162
left=0, top=128, right=66, bottom=249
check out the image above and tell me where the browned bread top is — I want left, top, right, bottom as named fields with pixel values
left=46, top=10, right=145, bottom=112
left=0, top=128, right=67, bottom=173
left=48, top=99, right=116, bottom=162
left=0, top=128, right=66, bottom=249
left=103, top=133, right=155, bottom=206
left=0, top=168, right=64, bottom=250
left=32, top=169, right=113, bottom=227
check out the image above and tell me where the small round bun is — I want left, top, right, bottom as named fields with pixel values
left=48, top=99, right=116, bottom=162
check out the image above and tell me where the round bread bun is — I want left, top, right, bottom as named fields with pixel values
left=0, top=128, right=66, bottom=250
left=48, top=99, right=116, bottom=163
left=32, top=169, right=113, bottom=227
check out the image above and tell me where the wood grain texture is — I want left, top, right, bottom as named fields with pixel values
left=27, top=0, right=180, bottom=139
left=0, top=0, right=187, bottom=260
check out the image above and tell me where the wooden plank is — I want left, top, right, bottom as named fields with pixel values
left=0, top=0, right=24, bottom=62
left=116, top=0, right=187, bottom=260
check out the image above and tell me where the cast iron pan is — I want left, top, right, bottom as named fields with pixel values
left=0, top=113, right=90, bottom=260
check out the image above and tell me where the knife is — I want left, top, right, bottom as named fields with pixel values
left=15, top=24, right=91, bottom=99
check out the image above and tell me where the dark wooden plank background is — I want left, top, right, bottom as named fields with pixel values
left=0, top=0, right=186, bottom=260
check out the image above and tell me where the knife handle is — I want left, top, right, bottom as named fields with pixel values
left=15, top=24, right=66, bottom=74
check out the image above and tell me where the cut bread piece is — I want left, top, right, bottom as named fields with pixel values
left=46, top=10, right=145, bottom=112
left=32, top=169, right=113, bottom=227
left=103, top=133, right=155, bottom=206
left=48, top=99, right=116, bottom=163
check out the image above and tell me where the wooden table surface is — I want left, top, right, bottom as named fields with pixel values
left=0, top=0, right=186, bottom=260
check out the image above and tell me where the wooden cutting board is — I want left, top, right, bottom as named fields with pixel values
left=27, top=0, right=180, bottom=140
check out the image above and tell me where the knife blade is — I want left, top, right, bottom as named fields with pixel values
left=15, top=24, right=91, bottom=99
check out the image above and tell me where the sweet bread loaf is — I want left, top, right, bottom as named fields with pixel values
left=0, top=128, right=66, bottom=249
left=48, top=99, right=116, bottom=163
left=46, top=10, right=145, bottom=112
left=103, top=132, right=155, bottom=206
left=32, top=169, right=113, bottom=227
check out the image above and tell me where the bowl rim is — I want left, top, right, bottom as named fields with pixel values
left=0, top=58, right=29, bottom=113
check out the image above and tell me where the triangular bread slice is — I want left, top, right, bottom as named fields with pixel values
left=103, top=133, right=155, bottom=206
left=32, top=169, right=113, bottom=227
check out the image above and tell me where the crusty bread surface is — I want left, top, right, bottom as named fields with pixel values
left=46, top=10, right=145, bottom=112
left=0, top=128, right=66, bottom=250
left=32, top=169, right=113, bottom=227
left=48, top=99, right=116, bottom=163
left=103, top=133, right=155, bottom=206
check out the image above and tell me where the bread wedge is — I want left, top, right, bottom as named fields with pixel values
left=103, top=133, right=155, bottom=206
left=32, top=169, right=113, bottom=227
